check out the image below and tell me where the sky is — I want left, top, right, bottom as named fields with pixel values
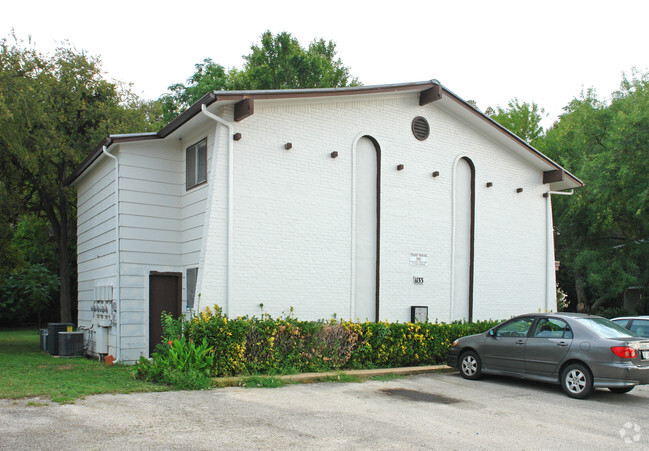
left=3, top=0, right=649, bottom=129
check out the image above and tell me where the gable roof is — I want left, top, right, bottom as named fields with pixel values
left=64, top=81, right=583, bottom=189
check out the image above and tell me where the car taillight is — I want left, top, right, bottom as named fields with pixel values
left=611, top=346, right=637, bottom=359
left=452, top=339, right=459, bottom=347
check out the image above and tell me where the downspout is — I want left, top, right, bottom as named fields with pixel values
left=102, top=143, right=121, bottom=363
left=200, top=104, right=234, bottom=315
left=544, top=189, right=573, bottom=312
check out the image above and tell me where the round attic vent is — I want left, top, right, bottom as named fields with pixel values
left=412, top=116, right=430, bottom=141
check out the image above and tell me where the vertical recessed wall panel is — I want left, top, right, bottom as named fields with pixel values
left=453, top=158, right=474, bottom=321
left=355, top=137, right=378, bottom=321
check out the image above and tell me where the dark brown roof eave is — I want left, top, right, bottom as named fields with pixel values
left=64, top=93, right=220, bottom=186
left=440, top=87, right=584, bottom=188
left=65, top=81, right=583, bottom=188
left=64, top=134, right=160, bottom=186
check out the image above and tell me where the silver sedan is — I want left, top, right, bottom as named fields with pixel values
left=447, top=312, right=649, bottom=398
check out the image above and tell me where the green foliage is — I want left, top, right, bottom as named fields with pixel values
left=489, top=98, right=546, bottom=146
left=239, top=375, right=295, bottom=388
left=182, top=305, right=498, bottom=377
left=241, top=31, right=359, bottom=90
left=539, top=70, right=649, bottom=312
left=158, top=30, right=360, bottom=122
left=12, top=215, right=56, bottom=269
left=0, top=34, right=161, bottom=323
left=342, top=319, right=498, bottom=369
left=0, top=214, right=59, bottom=323
left=0, top=264, right=59, bottom=322
left=134, top=336, right=214, bottom=390
left=158, top=58, right=241, bottom=122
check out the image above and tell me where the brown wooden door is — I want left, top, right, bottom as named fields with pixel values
left=149, top=272, right=182, bottom=355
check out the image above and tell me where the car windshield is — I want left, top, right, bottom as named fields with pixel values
left=576, top=317, right=638, bottom=338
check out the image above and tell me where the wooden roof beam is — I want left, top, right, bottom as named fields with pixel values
left=234, top=98, right=254, bottom=122
left=419, top=85, right=443, bottom=106
left=543, top=170, right=564, bottom=184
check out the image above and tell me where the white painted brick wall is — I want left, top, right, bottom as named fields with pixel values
left=197, top=93, right=556, bottom=323
left=77, top=90, right=558, bottom=361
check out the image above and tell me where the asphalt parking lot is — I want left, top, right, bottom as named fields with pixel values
left=2, top=371, right=649, bottom=450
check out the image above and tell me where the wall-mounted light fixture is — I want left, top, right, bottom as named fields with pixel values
left=331, top=151, right=338, bottom=159
left=233, top=133, right=242, bottom=141
left=486, top=182, right=493, bottom=188
left=432, top=171, right=440, bottom=177
left=516, top=188, right=524, bottom=193
left=397, top=164, right=404, bottom=171
left=285, top=142, right=292, bottom=150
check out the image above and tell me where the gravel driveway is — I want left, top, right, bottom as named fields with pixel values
left=2, top=372, right=649, bottom=449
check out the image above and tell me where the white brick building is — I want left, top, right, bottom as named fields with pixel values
left=66, top=81, right=582, bottom=362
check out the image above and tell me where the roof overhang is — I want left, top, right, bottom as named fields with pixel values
left=65, top=81, right=583, bottom=189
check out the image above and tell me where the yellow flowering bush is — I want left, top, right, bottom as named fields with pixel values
left=163, top=305, right=499, bottom=376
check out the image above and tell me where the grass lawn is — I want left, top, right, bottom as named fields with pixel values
left=0, top=329, right=166, bottom=403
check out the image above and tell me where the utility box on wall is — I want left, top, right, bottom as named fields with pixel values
left=94, top=325, right=108, bottom=354
left=411, top=306, right=428, bottom=323
left=91, top=285, right=113, bottom=355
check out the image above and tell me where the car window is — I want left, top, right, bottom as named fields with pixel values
left=576, top=318, right=638, bottom=339
left=532, top=318, right=572, bottom=339
left=629, top=320, right=649, bottom=337
left=611, top=319, right=629, bottom=329
left=495, top=318, right=534, bottom=338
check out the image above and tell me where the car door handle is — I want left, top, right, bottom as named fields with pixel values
left=557, top=342, right=568, bottom=347
left=516, top=340, right=526, bottom=345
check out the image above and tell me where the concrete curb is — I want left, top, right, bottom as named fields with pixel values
left=214, top=364, right=453, bottom=385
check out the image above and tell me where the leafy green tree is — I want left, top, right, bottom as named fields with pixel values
left=241, top=31, right=359, bottom=90
left=489, top=98, right=546, bottom=146
left=0, top=35, right=158, bottom=323
left=0, top=264, right=59, bottom=326
left=159, top=59, right=241, bottom=123
left=540, top=72, right=649, bottom=312
left=159, top=31, right=360, bottom=121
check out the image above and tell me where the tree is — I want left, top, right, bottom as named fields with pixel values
left=241, top=31, right=359, bottom=90
left=539, top=71, right=649, bottom=313
left=159, top=59, right=241, bottom=123
left=489, top=98, right=546, bottom=146
left=159, top=31, right=360, bottom=121
left=0, top=35, right=158, bottom=323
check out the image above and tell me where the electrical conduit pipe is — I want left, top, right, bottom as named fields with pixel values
left=101, top=144, right=121, bottom=363
left=200, top=104, right=234, bottom=315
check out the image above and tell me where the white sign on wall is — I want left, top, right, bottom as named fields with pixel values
left=409, top=253, right=428, bottom=266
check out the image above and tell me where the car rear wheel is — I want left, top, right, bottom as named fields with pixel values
left=459, top=350, right=482, bottom=380
left=609, top=386, right=635, bottom=394
left=561, top=363, right=593, bottom=399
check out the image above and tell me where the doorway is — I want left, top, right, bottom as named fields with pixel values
left=149, top=272, right=182, bottom=355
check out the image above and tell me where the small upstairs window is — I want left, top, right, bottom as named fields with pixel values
left=186, top=138, right=207, bottom=189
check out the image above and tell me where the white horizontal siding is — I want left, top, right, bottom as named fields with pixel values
left=76, top=156, right=117, bottom=349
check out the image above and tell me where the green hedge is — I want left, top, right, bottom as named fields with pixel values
left=167, top=305, right=500, bottom=377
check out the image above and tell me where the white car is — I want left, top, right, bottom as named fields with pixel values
left=612, top=316, right=649, bottom=337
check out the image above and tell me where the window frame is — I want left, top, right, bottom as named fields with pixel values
left=531, top=317, right=572, bottom=339
left=186, top=138, right=208, bottom=190
left=186, top=267, right=198, bottom=309
left=494, top=317, right=535, bottom=338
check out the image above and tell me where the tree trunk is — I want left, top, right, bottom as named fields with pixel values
left=575, top=276, right=588, bottom=313
left=57, top=194, right=72, bottom=323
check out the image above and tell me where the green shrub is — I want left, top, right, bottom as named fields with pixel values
left=182, top=305, right=499, bottom=376
left=134, top=336, right=215, bottom=390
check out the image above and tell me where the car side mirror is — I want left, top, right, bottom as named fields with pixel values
left=488, top=329, right=495, bottom=337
